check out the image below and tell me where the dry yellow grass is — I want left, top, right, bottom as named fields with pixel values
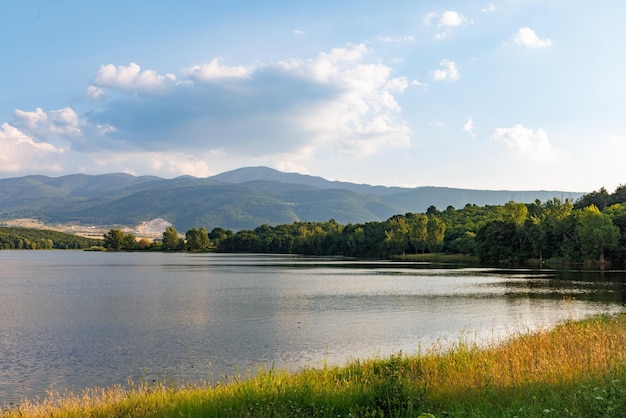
left=3, top=315, right=626, bottom=417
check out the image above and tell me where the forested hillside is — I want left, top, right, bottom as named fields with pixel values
left=0, top=167, right=583, bottom=231
left=0, top=227, right=102, bottom=249
left=100, top=184, right=626, bottom=265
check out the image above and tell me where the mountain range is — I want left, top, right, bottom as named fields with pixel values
left=0, top=166, right=585, bottom=232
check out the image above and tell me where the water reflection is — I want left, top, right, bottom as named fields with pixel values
left=0, top=251, right=624, bottom=404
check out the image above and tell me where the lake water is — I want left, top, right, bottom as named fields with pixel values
left=1, top=251, right=625, bottom=404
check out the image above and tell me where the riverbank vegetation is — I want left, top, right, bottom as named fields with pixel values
left=103, top=184, right=626, bottom=265
left=4, top=314, right=626, bottom=417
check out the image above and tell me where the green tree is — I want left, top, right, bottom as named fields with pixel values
left=577, top=205, right=620, bottom=263
left=475, top=221, right=517, bottom=261
left=103, top=229, right=125, bottom=250
left=503, top=201, right=528, bottom=254
left=407, top=213, right=428, bottom=253
left=186, top=227, right=210, bottom=251
left=209, top=227, right=232, bottom=243
left=574, top=187, right=611, bottom=210
left=123, top=233, right=138, bottom=250
left=524, top=215, right=547, bottom=263
left=162, top=226, right=181, bottom=251
left=383, top=217, right=409, bottom=256
left=426, top=216, right=446, bottom=253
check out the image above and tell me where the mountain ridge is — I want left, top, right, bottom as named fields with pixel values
left=0, top=167, right=586, bottom=231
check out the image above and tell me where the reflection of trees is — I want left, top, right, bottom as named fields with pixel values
left=488, top=269, right=626, bottom=306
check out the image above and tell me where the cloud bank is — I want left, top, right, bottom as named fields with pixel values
left=0, top=44, right=411, bottom=177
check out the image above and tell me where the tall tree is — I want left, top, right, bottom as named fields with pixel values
left=503, top=201, right=528, bottom=254
left=524, top=215, right=547, bottom=263
left=384, top=217, right=409, bottom=256
left=426, top=216, right=446, bottom=253
left=577, top=205, right=620, bottom=264
left=103, top=229, right=125, bottom=250
left=186, top=227, right=210, bottom=251
left=162, top=226, right=181, bottom=251
left=407, top=213, right=428, bottom=253
left=123, top=233, right=138, bottom=250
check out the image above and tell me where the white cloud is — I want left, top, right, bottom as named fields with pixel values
left=86, top=85, right=106, bottom=99
left=71, top=44, right=409, bottom=159
left=431, top=59, right=460, bottom=81
left=1, top=45, right=412, bottom=176
left=514, top=27, right=552, bottom=48
left=481, top=3, right=496, bottom=12
left=94, top=62, right=177, bottom=92
left=462, top=117, right=476, bottom=137
left=423, top=10, right=469, bottom=39
left=293, top=29, right=305, bottom=35
left=386, top=77, right=409, bottom=92
left=0, top=123, right=63, bottom=173
left=185, top=58, right=253, bottom=80
left=440, top=11, right=467, bottom=27
left=377, top=35, right=415, bottom=44
left=13, top=107, right=80, bottom=137
left=491, top=124, right=556, bottom=161
left=89, top=151, right=215, bottom=178
left=285, top=45, right=411, bottom=156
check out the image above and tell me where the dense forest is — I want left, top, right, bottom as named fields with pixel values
left=0, top=227, right=102, bottom=249
left=103, top=184, right=626, bottom=265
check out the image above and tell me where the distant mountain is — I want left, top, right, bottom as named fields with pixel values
left=0, top=167, right=585, bottom=231
left=211, top=166, right=406, bottom=195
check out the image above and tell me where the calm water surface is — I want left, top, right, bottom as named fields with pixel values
left=1, top=251, right=625, bottom=403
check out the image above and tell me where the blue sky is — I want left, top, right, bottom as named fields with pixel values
left=1, top=1, right=624, bottom=192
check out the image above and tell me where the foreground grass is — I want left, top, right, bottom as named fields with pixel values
left=4, top=315, right=626, bottom=417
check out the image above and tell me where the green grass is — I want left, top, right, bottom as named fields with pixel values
left=4, top=315, right=626, bottom=417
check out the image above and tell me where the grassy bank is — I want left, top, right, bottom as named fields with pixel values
left=395, top=253, right=480, bottom=264
left=4, top=315, right=626, bottom=417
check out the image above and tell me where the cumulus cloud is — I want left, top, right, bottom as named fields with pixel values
left=0, top=123, right=63, bottom=173
left=431, top=59, right=460, bottom=81
left=514, top=27, right=552, bottom=48
left=58, top=44, right=410, bottom=160
left=93, top=62, right=177, bottom=93
left=440, top=11, right=467, bottom=27
left=13, top=107, right=80, bottom=137
left=86, top=85, right=106, bottom=99
left=423, top=10, right=469, bottom=39
left=0, top=44, right=413, bottom=177
left=462, top=117, right=476, bottom=137
left=491, top=124, right=556, bottom=161
left=184, top=58, right=253, bottom=81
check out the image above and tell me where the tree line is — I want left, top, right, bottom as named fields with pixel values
left=0, top=227, right=102, bottom=249
left=102, top=184, right=626, bottom=264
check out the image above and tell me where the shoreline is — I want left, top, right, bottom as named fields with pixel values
left=4, top=314, right=626, bottom=417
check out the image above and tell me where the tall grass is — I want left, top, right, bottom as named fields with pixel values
left=4, top=315, right=626, bottom=417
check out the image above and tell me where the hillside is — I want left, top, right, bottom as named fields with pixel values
left=0, top=167, right=585, bottom=232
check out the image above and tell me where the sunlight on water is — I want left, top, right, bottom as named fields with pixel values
left=0, top=251, right=624, bottom=404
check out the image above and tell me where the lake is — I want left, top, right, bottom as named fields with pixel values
left=1, top=251, right=625, bottom=404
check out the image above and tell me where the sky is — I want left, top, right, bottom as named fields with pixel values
left=1, top=1, right=625, bottom=192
